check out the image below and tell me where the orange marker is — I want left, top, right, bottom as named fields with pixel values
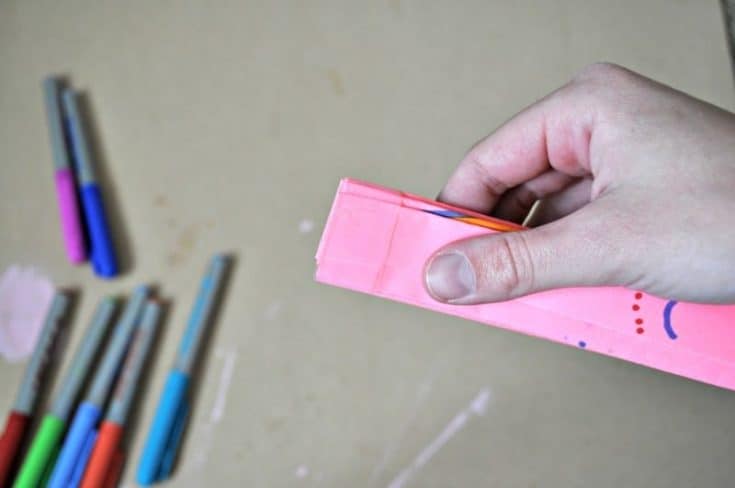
left=80, top=424, right=124, bottom=488
left=80, top=301, right=161, bottom=488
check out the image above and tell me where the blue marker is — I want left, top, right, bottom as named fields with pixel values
left=137, top=255, right=229, bottom=485
left=48, top=286, right=149, bottom=488
left=61, top=90, right=118, bottom=278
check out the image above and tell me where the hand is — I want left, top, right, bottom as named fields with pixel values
left=424, top=63, right=735, bottom=305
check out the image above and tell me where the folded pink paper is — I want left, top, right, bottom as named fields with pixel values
left=315, top=178, right=735, bottom=390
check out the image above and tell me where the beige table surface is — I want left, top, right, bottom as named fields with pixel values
left=2, top=1, right=735, bottom=487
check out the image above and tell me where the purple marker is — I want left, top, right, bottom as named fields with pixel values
left=42, top=77, right=86, bottom=264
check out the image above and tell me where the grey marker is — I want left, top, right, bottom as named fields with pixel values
left=14, top=293, right=69, bottom=415
left=42, top=77, right=72, bottom=171
left=86, top=286, right=149, bottom=407
left=106, top=301, right=162, bottom=425
left=60, top=90, right=95, bottom=185
left=50, top=297, right=117, bottom=422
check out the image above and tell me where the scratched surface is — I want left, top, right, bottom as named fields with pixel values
left=1, top=1, right=735, bottom=487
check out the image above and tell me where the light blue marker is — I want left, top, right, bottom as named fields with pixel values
left=137, top=255, right=229, bottom=485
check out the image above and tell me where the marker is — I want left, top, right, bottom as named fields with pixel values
left=137, top=255, right=229, bottom=485
left=61, top=90, right=118, bottom=279
left=13, top=297, right=116, bottom=488
left=48, top=287, right=149, bottom=488
left=81, top=301, right=162, bottom=488
left=0, top=293, right=68, bottom=486
left=423, top=209, right=521, bottom=232
left=43, top=77, right=86, bottom=264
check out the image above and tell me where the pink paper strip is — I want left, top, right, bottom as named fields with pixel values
left=315, top=179, right=735, bottom=390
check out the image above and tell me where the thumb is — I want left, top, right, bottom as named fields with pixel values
left=423, top=207, right=625, bottom=303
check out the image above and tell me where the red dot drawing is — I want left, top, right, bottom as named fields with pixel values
left=633, top=292, right=644, bottom=335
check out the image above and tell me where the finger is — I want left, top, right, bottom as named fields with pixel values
left=424, top=200, right=627, bottom=304
left=525, top=178, right=593, bottom=227
left=490, top=171, right=578, bottom=223
left=439, top=83, right=596, bottom=214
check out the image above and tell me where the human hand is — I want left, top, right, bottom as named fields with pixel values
left=424, top=63, right=735, bottom=304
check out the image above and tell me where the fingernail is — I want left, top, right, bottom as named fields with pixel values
left=425, top=252, right=476, bottom=302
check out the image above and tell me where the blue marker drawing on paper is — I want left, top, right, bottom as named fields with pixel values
left=663, top=300, right=679, bottom=340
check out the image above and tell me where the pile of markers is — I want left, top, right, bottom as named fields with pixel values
left=43, top=77, right=118, bottom=278
left=0, top=255, right=229, bottom=487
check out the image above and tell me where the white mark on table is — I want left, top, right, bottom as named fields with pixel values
left=298, top=219, right=315, bottom=234
left=184, top=347, right=238, bottom=474
left=210, top=348, right=237, bottom=423
left=370, top=375, right=435, bottom=483
left=295, top=464, right=310, bottom=478
left=189, top=423, right=214, bottom=471
left=264, top=301, right=282, bottom=321
left=469, top=388, right=491, bottom=415
left=386, top=387, right=493, bottom=488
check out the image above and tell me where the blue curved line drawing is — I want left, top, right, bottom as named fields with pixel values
left=663, top=300, right=679, bottom=340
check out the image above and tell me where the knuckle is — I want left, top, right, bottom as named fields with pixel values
left=574, top=62, right=628, bottom=83
left=571, top=62, right=636, bottom=102
left=568, top=62, right=639, bottom=123
left=478, top=234, right=536, bottom=298
left=465, top=150, right=508, bottom=197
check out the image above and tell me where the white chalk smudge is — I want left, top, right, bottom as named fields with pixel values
left=210, top=348, right=237, bottom=423
left=470, top=388, right=491, bottom=415
left=189, top=423, right=214, bottom=471
left=370, top=376, right=435, bottom=483
left=0, top=266, right=55, bottom=362
left=183, top=347, right=238, bottom=475
left=295, top=464, right=309, bottom=478
left=298, top=219, right=315, bottom=234
left=386, top=388, right=493, bottom=488
left=264, top=301, right=282, bottom=321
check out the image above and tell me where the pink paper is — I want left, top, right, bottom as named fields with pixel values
left=315, top=178, right=735, bottom=390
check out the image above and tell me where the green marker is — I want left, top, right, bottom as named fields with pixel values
left=13, top=297, right=117, bottom=488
